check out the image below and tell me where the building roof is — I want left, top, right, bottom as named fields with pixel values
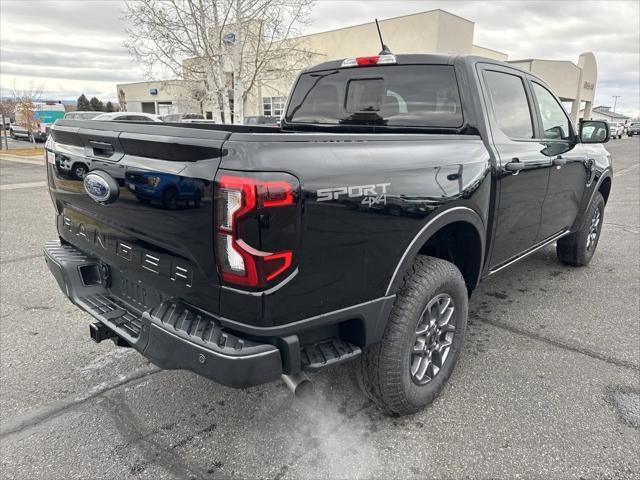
left=582, top=106, right=630, bottom=120
left=296, top=9, right=474, bottom=39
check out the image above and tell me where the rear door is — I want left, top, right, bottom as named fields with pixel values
left=529, top=81, right=588, bottom=240
left=478, top=65, right=553, bottom=268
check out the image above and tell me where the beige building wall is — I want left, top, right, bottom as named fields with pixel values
left=117, top=80, right=180, bottom=115
left=472, top=45, right=508, bottom=61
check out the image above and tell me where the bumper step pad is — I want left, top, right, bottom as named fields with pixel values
left=301, top=339, right=362, bottom=371
left=43, top=239, right=283, bottom=387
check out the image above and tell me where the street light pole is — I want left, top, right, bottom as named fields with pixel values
left=612, top=95, right=621, bottom=113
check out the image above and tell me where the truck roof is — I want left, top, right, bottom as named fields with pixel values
left=303, top=53, right=513, bottom=74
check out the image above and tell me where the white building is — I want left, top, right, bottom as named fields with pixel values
left=579, top=105, right=630, bottom=123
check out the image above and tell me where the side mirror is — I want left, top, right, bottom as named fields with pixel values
left=579, top=119, right=609, bottom=144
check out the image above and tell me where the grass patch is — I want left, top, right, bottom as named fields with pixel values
left=3, top=147, right=44, bottom=157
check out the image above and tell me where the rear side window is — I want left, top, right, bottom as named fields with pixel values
left=483, top=70, right=533, bottom=139
left=285, top=65, right=463, bottom=128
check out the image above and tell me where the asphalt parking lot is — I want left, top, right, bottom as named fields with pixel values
left=1, top=138, right=639, bottom=479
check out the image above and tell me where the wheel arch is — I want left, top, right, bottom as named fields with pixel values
left=570, top=171, right=612, bottom=234
left=385, top=206, right=485, bottom=297
left=598, top=175, right=612, bottom=204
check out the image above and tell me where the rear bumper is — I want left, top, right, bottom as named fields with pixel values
left=43, top=240, right=282, bottom=388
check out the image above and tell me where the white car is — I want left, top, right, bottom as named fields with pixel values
left=608, top=122, right=624, bottom=139
left=93, top=112, right=163, bottom=122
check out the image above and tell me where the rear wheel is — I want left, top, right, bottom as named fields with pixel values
left=161, top=187, right=178, bottom=210
left=73, top=163, right=88, bottom=180
left=357, top=255, right=468, bottom=415
left=557, top=192, right=605, bottom=266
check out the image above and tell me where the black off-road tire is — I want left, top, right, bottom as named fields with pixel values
left=161, top=187, right=178, bottom=210
left=557, top=192, right=605, bottom=266
left=72, top=163, right=88, bottom=180
left=357, top=255, right=468, bottom=416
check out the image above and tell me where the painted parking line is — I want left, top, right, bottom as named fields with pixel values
left=0, top=181, right=47, bottom=191
left=614, top=163, right=639, bottom=177
left=0, top=155, right=44, bottom=166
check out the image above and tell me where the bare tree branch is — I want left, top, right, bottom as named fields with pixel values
left=122, top=0, right=314, bottom=123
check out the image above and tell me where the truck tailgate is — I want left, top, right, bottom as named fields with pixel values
left=47, top=120, right=228, bottom=314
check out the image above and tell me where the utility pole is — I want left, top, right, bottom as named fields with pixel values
left=612, top=95, right=621, bottom=113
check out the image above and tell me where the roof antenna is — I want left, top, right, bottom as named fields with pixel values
left=375, top=19, right=392, bottom=55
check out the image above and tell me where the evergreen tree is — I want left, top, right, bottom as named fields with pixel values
left=89, top=96, right=104, bottom=112
left=105, top=101, right=115, bottom=113
left=77, top=94, right=91, bottom=111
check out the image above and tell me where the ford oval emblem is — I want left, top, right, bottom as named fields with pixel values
left=83, top=171, right=119, bottom=204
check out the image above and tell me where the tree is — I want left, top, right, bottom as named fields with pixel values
left=12, top=82, right=43, bottom=147
left=89, top=96, right=104, bottom=112
left=77, top=94, right=91, bottom=111
left=118, top=89, right=127, bottom=112
left=105, top=101, right=115, bottom=112
left=123, top=0, right=314, bottom=124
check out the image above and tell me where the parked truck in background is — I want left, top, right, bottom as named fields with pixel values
left=44, top=54, right=612, bottom=415
left=627, top=122, right=640, bottom=137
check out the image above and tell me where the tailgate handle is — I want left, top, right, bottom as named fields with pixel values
left=89, top=140, right=114, bottom=156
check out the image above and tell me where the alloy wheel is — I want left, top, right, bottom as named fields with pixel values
left=410, top=293, right=456, bottom=385
left=586, top=208, right=601, bottom=251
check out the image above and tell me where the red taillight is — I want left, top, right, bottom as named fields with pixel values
left=356, top=56, right=380, bottom=66
left=214, top=174, right=296, bottom=288
left=341, top=54, right=397, bottom=68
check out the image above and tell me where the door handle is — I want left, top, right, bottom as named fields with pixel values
left=553, top=156, right=567, bottom=166
left=89, top=140, right=114, bottom=156
left=504, top=158, right=525, bottom=174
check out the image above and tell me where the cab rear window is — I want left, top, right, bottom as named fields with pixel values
left=285, top=65, right=463, bottom=128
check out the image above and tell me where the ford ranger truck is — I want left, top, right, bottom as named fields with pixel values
left=44, top=54, right=612, bottom=415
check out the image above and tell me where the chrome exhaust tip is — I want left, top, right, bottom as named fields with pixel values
left=281, top=373, right=313, bottom=398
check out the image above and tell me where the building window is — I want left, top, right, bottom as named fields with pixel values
left=263, top=96, right=286, bottom=117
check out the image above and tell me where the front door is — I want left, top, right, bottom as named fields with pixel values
left=479, top=67, right=554, bottom=268
left=529, top=81, right=589, bottom=239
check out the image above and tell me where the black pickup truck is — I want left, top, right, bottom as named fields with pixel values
left=44, top=54, right=612, bottom=415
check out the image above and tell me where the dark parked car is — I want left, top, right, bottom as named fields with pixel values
left=627, top=122, right=640, bottom=136
left=245, top=115, right=280, bottom=126
left=44, top=54, right=612, bottom=415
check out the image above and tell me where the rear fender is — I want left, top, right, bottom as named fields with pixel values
left=385, top=206, right=485, bottom=296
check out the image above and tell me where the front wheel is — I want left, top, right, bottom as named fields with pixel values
left=557, top=192, right=605, bottom=266
left=357, top=256, right=468, bottom=415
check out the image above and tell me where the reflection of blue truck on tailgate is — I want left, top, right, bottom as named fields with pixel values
left=125, top=171, right=204, bottom=209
